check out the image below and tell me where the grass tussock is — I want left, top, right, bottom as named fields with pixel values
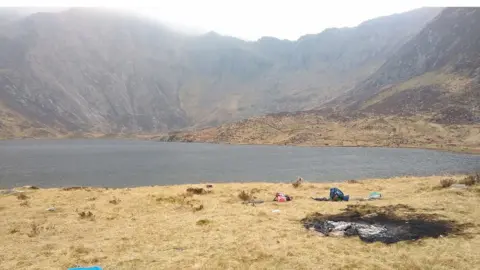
left=186, top=187, right=211, bottom=195
left=440, top=178, right=456, bottom=188
left=78, top=211, right=94, bottom=220
left=460, top=176, right=476, bottom=186
left=16, top=193, right=28, bottom=200
left=156, top=194, right=196, bottom=204
left=196, top=219, right=211, bottom=226
left=27, top=223, right=40, bottom=238
left=1, top=175, right=479, bottom=269
left=250, top=188, right=262, bottom=194
left=156, top=196, right=182, bottom=204
left=459, top=173, right=480, bottom=186
left=292, top=177, right=303, bottom=188
left=238, top=190, right=253, bottom=201
left=193, top=204, right=204, bottom=212
left=155, top=194, right=203, bottom=212
left=71, top=245, right=91, bottom=255
left=19, top=200, right=29, bottom=207
left=109, top=197, right=121, bottom=205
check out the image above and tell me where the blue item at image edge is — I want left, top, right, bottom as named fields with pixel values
left=68, top=267, right=102, bottom=270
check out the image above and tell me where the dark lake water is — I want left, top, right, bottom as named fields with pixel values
left=0, top=140, right=478, bottom=188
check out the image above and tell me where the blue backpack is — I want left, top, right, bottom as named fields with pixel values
left=329, top=188, right=345, bottom=201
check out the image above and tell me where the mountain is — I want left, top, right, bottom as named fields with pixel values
left=0, top=7, right=441, bottom=136
left=0, top=9, right=191, bottom=134
left=164, top=7, right=480, bottom=152
left=333, top=7, right=480, bottom=124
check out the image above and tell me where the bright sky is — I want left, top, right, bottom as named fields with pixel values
left=0, top=0, right=478, bottom=40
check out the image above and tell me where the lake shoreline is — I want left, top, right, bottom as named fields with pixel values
left=0, top=172, right=473, bottom=190
left=3, top=135, right=479, bottom=155
left=156, top=139, right=480, bottom=155
left=2, top=129, right=479, bottom=155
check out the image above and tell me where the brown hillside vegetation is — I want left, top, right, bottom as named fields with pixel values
left=161, top=113, right=480, bottom=153
left=1, top=175, right=479, bottom=269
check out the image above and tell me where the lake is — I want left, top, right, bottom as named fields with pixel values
left=0, top=140, right=478, bottom=188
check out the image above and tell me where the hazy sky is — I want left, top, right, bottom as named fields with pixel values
left=1, top=0, right=478, bottom=40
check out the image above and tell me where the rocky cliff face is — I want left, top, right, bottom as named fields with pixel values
left=335, top=8, right=480, bottom=123
left=0, top=10, right=191, bottom=133
left=0, top=7, right=441, bottom=134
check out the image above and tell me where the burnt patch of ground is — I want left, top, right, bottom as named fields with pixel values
left=302, top=204, right=471, bottom=244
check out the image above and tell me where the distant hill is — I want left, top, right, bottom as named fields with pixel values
left=0, top=7, right=441, bottom=136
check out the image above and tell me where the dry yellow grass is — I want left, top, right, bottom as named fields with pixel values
left=1, top=175, right=480, bottom=270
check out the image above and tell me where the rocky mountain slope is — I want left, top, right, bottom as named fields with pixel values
left=165, top=8, right=480, bottom=152
left=0, top=7, right=441, bottom=135
left=333, top=7, right=480, bottom=124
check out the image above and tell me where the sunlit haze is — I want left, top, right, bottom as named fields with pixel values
left=1, top=0, right=478, bottom=40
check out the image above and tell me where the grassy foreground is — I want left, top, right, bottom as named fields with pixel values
left=1, top=176, right=480, bottom=270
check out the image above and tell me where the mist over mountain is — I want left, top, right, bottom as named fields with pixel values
left=3, top=6, right=473, bottom=138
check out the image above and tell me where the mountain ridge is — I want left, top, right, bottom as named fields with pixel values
left=331, top=7, right=480, bottom=124
left=162, top=7, right=480, bottom=152
left=0, top=7, right=442, bottom=136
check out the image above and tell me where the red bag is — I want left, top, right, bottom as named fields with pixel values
left=275, top=192, right=291, bottom=202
